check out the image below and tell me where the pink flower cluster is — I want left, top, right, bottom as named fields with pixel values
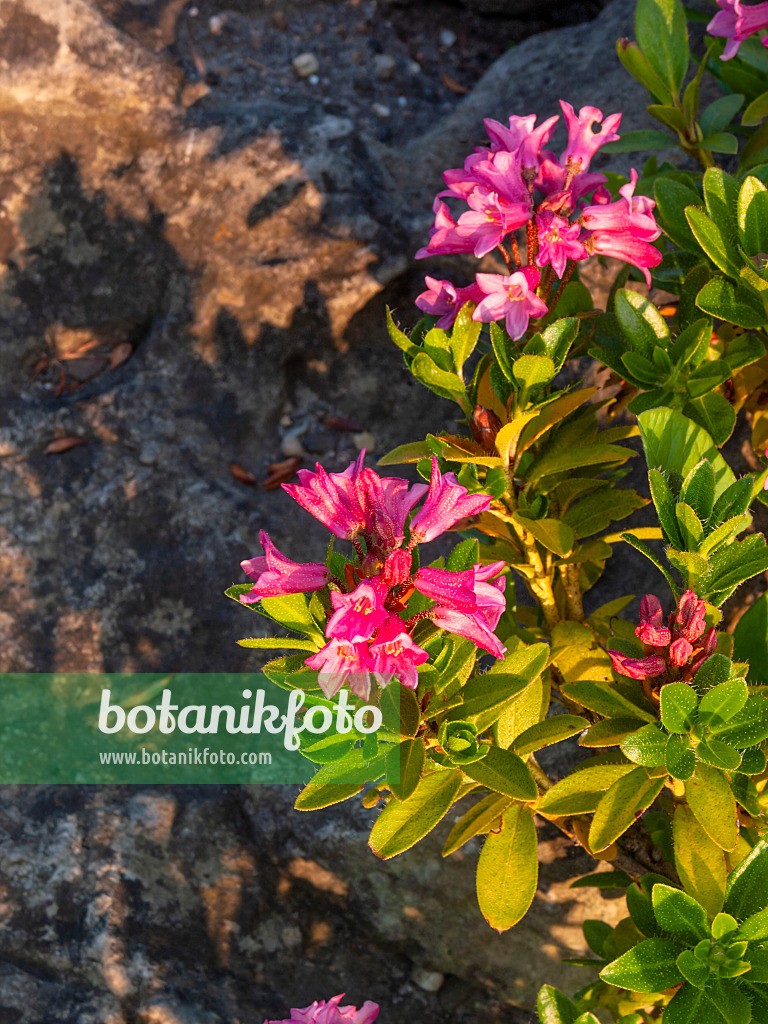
left=608, top=591, right=716, bottom=693
left=241, top=452, right=507, bottom=699
left=264, top=994, right=379, bottom=1024
left=415, top=102, right=661, bottom=339
left=709, top=0, right=768, bottom=59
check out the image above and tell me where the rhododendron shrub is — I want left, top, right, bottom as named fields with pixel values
left=229, top=1, right=768, bottom=1020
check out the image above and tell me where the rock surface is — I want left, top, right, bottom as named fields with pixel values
left=0, top=0, right=676, bottom=1020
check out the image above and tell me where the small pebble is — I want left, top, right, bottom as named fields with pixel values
left=412, top=968, right=444, bottom=993
left=308, top=74, right=320, bottom=85
left=372, top=103, right=390, bottom=118
left=373, top=53, right=396, bottom=81
left=208, top=13, right=225, bottom=34
left=281, top=433, right=306, bottom=458
left=353, top=431, right=376, bottom=452
left=439, top=28, right=457, bottom=47
left=189, top=5, right=198, bottom=15
left=397, top=95, right=407, bottom=107
left=406, top=59, right=421, bottom=75
left=293, top=53, right=320, bottom=78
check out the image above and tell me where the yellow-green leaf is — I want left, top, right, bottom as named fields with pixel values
left=476, top=803, right=538, bottom=932
left=673, top=804, right=727, bottom=916
left=588, top=768, right=667, bottom=852
left=685, top=763, right=739, bottom=851
left=442, top=793, right=512, bottom=856
left=369, top=768, right=463, bottom=859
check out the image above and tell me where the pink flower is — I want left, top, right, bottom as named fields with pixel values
left=536, top=153, right=608, bottom=204
left=265, top=994, right=379, bottom=1024
left=283, top=453, right=370, bottom=541
left=409, top=457, right=492, bottom=544
left=472, top=267, right=549, bottom=340
left=484, top=113, right=560, bottom=171
left=442, top=150, right=530, bottom=207
left=455, top=189, right=532, bottom=258
left=369, top=615, right=430, bottom=689
left=639, top=594, right=664, bottom=626
left=708, top=0, right=768, bottom=59
left=535, top=210, right=588, bottom=277
left=560, top=101, right=621, bottom=172
left=414, top=562, right=506, bottom=630
left=305, top=640, right=374, bottom=700
left=371, top=474, right=428, bottom=551
left=675, top=589, right=707, bottom=643
left=432, top=605, right=507, bottom=659
left=580, top=171, right=659, bottom=239
left=669, top=638, right=694, bottom=667
left=608, top=651, right=666, bottom=680
left=240, top=531, right=329, bottom=602
left=326, top=580, right=389, bottom=642
left=415, top=197, right=477, bottom=259
left=415, top=276, right=484, bottom=329
left=585, top=231, right=662, bottom=287
left=381, top=549, right=412, bottom=587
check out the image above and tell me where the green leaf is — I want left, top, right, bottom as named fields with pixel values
left=675, top=502, right=704, bottom=549
left=476, top=803, right=538, bottom=932
left=512, top=354, right=555, bottom=390
left=686, top=360, right=731, bottom=399
left=380, top=682, right=420, bottom=738
left=733, top=592, right=768, bottom=685
left=512, top=513, right=574, bottom=558
left=562, top=487, right=648, bottom=540
left=737, top=175, right=768, bottom=256
left=368, top=768, right=463, bottom=859
left=724, top=332, right=765, bottom=373
left=536, top=985, right=580, bottom=1024
left=442, top=792, right=512, bottom=857
left=683, top=392, right=736, bottom=447
left=696, top=277, right=767, bottom=329
left=410, top=351, right=466, bottom=402
left=703, top=167, right=740, bottom=234
left=655, top=178, right=702, bottom=250
left=738, top=904, right=768, bottom=942
left=602, top=129, right=675, bottom=154
left=686, top=207, right=741, bottom=278
left=294, top=781, right=363, bottom=810
left=724, top=839, right=768, bottom=917
left=648, top=102, right=687, bottom=132
left=448, top=301, right=482, bottom=371
left=489, top=322, right=516, bottom=381
left=698, top=677, right=748, bottom=726
left=661, top=682, right=698, bottom=733
left=706, top=534, right=768, bottom=599
left=699, top=132, right=739, bottom=155
left=686, top=763, right=738, bottom=851
left=561, top=679, right=657, bottom=724
left=237, top=636, right=318, bottom=651
left=652, top=884, right=708, bottom=943
left=386, top=307, right=421, bottom=359
left=589, top=769, right=667, bottom=852
left=621, top=724, right=668, bottom=767
left=259, top=592, right=325, bottom=643
left=571, top=871, right=633, bottom=890
left=663, top=985, right=729, bottom=1024
left=701, top=94, right=744, bottom=137
left=621, top=350, right=664, bottom=386
left=673, top=804, right=726, bottom=916
left=458, top=644, right=549, bottom=728
left=511, top=715, right=587, bottom=756
left=461, top=745, right=538, bottom=801
left=615, top=289, right=671, bottom=357
left=638, top=408, right=736, bottom=499
left=636, top=0, right=689, bottom=94
left=649, top=468, right=685, bottom=547
left=537, top=763, right=637, bottom=816
left=527, top=443, right=634, bottom=485
left=743, top=89, right=768, bottom=126
left=600, top=937, right=684, bottom=992
left=681, top=459, right=716, bottom=524
left=386, top=738, right=425, bottom=802
left=579, top=717, right=648, bottom=747
left=676, top=949, right=710, bottom=987
left=708, top=980, right=751, bottom=1024
left=666, top=733, right=696, bottom=780
left=377, top=440, right=432, bottom=466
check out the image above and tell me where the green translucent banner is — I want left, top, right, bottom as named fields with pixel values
left=0, top=673, right=395, bottom=784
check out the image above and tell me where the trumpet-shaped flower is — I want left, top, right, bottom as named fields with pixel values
left=472, top=268, right=548, bottom=340
left=415, top=276, right=484, bottom=329
left=432, top=605, right=507, bottom=659
left=535, top=210, right=588, bottom=277
left=709, top=0, right=768, bottom=59
left=240, top=531, right=329, bottom=602
left=326, top=580, right=389, bottom=642
left=369, top=615, right=430, bottom=689
left=415, top=562, right=506, bottom=630
left=484, top=113, right=560, bottom=172
left=282, top=453, right=370, bottom=540
left=265, top=994, right=380, bottom=1024
left=455, top=190, right=533, bottom=258
left=415, top=198, right=477, bottom=259
left=305, top=640, right=374, bottom=700
left=560, top=101, right=621, bottom=171
left=409, top=458, right=492, bottom=544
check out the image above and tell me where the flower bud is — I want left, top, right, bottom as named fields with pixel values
left=469, top=405, right=502, bottom=452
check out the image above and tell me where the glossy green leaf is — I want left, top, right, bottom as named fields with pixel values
left=527, top=443, right=633, bottom=485
left=696, top=277, right=767, bottom=329
left=579, top=717, right=648, bottom=748
left=701, top=94, right=744, bottom=136
left=511, top=715, right=587, bottom=756
left=686, top=763, right=738, bottom=851
left=461, top=745, right=538, bottom=801
left=698, top=677, right=748, bottom=726
left=368, top=768, right=463, bottom=858
left=652, top=883, right=708, bottom=943
left=638, top=408, right=735, bottom=497
left=621, top=723, right=668, bottom=767
left=237, top=636, right=318, bottom=651
left=724, top=840, right=768, bottom=917
left=666, top=733, right=696, bottom=780
left=683, top=392, right=736, bottom=447
left=589, top=768, right=667, bottom=852
left=663, top=984, right=729, bottom=1024
left=709, top=694, right=768, bottom=746
left=709, top=979, right=752, bottom=1024
left=476, top=803, right=538, bottom=932
left=733, top=591, right=768, bottom=685
left=537, top=763, right=636, bottom=816
left=648, top=468, right=684, bottom=547
left=661, top=682, right=698, bottom=733
left=615, top=289, right=671, bottom=357
left=294, top=781, right=363, bottom=810
left=686, top=359, right=731, bottom=399
left=448, top=301, right=482, bottom=371
left=635, top=0, right=689, bottom=94
left=536, top=985, right=580, bottom=1024
left=259, top=592, right=325, bottom=642
left=410, top=351, right=466, bottom=401
left=738, top=904, right=768, bottom=942
left=600, top=937, right=683, bottom=992
left=386, top=738, right=425, bottom=802
left=675, top=502, right=704, bottom=548
left=561, top=678, right=657, bottom=723
left=676, top=949, right=709, bottom=988
left=513, top=354, right=555, bottom=390
left=386, top=307, right=421, bottom=359
left=737, top=175, right=768, bottom=256
left=442, top=792, right=512, bottom=857
left=655, top=178, right=702, bottom=249
left=622, top=350, right=664, bottom=386
left=686, top=207, right=741, bottom=278
left=511, top=513, right=575, bottom=558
